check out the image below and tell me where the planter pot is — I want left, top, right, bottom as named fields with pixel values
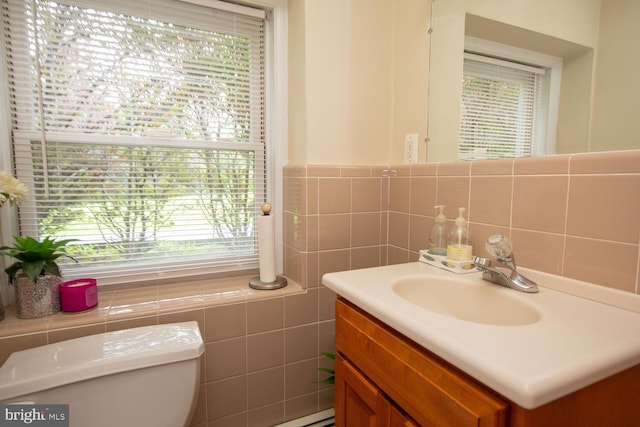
left=14, top=275, right=63, bottom=319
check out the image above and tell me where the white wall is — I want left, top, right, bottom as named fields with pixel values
left=288, top=0, right=429, bottom=165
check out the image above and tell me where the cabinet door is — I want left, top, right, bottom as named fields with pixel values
left=335, top=353, right=389, bottom=427
left=388, top=405, right=419, bottom=427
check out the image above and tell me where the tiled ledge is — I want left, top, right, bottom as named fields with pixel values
left=0, top=275, right=304, bottom=339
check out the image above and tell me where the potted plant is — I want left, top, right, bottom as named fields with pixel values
left=0, top=236, right=76, bottom=319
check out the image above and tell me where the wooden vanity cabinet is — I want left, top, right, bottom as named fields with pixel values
left=335, top=297, right=640, bottom=427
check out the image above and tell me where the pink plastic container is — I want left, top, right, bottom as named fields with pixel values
left=60, top=278, right=98, bottom=312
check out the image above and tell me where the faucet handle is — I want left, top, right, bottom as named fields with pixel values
left=485, top=234, right=513, bottom=258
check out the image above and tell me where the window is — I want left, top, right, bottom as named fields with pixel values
left=458, top=38, right=561, bottom=161
left=2, top=0, right=279, bottom=284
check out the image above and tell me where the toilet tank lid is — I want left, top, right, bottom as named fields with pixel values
left=0, top=321, right=204, bottom=401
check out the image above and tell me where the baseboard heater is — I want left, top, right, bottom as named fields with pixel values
left=276, top=408, right=334, bottom=427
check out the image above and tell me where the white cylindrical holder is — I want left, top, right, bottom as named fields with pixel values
left=249, top=203, right=287, bottom=290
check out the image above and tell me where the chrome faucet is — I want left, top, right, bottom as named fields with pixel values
left=473, top=235, right=538, bottom=293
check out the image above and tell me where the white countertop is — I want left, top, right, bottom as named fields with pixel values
left=322, top=262, right=640, bottom=409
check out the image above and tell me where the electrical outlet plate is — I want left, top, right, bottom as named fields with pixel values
left=404, top=133, right=419, bottom=164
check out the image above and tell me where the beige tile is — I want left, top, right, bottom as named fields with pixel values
left=283, top=164, right=306, bottom=178
left=306, top=177, right=318, bottom=215
left=387, top=246, right=410, bottom=265
left=566, top=175, right=640, bottom=243
left=285, top=246, right=303, bottom=286
left=563, top=237, right=638, bottom=292
left=570, top=150, right=640, bottom=174
left=48, top=324, right=106, bottom=344
left=318, top=388, right=335, bottom=411
left=392, top=165, right=412, bottom=176
left=285, top=324, right=318, bottom=363
left=189, top=384, right=207, bottom=425
left=48, top=306, right=108, bottom=329
left=436, top=177, right=470, bottom=217
left=469, top=176, right=513, bottom=227
left=206, top=376, right=247, bottom=420
left=285, top=289, right=318, bottom=327
left=206, top=337, right=247, bottom=381
left=106, top=316, right=157, bottom=332
left=189, top=384, right=207, bottom=427
left=437, top=161, right=470, bottom=176
left=0, top=305, right=50, bottom=337
left=247, top=366, right=284, bottom=409
left=285, top=394, right=320, bottom=423
left=410, top=163, right=438, bottom=176
left=306, top=214, right=318, bottom=251
left=318, top=320, right=335, bottom=355
left=388, top=212, right=409, bottom=249
left=207, top=411, right=247, bottom=427
left=285, top=358, right=318, bottom=398
left=470, top=158, right=514, bottom=175
left=512, top=176, right=568, bottom=233
left=514, top=154, right=570, bottom=175
left=205, top=303, right=246, bottom=342
left=0, top=333, right=47, bottom=365
left=381, top=176, right=390, bottom=210
left=283, top=176, right=306, bottom=215
left=351, top=212, right=381, bottom=247
left=108, top=286, right=158, bottom=319
left=340, top=165, right=373, bottom=177
left=200, top=286, right=246, bottom=307
left=318, top=178, right=351, bottom=214
left=389, top=177, right=411, bottom=213
left=410, top=176, right=437, bottom=216
left=318, top=249, right=350, bottom=278
left=351, top=246, right=382, bottom=270
left=318, top=214, right=350, bottom=250
left=247, top=330, right=284, bottom=372
left=284, top=211, right=306, bottom=251
left=248, top=402, right=285, bottom=427
left=247, top=297, right=284, bottom=334
left=409, top=214, right=429, bottom=253
left=351, top=177, right=382, bottom=212
left=158, top=282, right=204, bottom=314
left=159, top=309, right=205, bottom=335
left=305, top=251, right=320, bottom=288
left=307, top=165, right=340, bottom=177
left=510, top=229, right=564, bottom=275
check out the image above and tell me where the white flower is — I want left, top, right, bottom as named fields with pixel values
left=0, top=171, right=28, bottom=207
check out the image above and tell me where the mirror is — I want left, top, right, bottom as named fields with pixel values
left=427, top=0, right=639, bottom=163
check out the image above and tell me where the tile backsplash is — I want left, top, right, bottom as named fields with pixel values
left=284, top=149, right=640, bottom=295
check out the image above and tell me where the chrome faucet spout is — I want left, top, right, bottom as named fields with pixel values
left=473, top=235, right=538, bottom=293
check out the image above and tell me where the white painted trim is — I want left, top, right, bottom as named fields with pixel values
left=178, top=0, right=266, bottom=18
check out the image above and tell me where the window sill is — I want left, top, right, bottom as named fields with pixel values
left=0, top=274, right=304, bottom=339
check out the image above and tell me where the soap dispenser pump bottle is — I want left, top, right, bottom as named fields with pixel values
left=428, top=205, right=449, bottom=256
left=447, top=207, right=473, bottom=261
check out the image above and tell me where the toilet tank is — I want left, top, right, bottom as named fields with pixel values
left=0, top=321, right=204, bottom=427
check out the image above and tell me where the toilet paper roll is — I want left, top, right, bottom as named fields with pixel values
left=258, top=213, right=277, bottom=283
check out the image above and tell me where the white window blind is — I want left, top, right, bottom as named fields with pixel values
left=2, top=0, right=268, bottom=283
left=459, top=52, right=546, bottom=161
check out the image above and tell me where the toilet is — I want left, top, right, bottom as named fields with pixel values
left=0, top=321, right=204, bottom=427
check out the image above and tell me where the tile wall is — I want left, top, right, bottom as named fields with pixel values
left=0, top=276, right=335, bottom=427
left=0, top=149, right=637, bottom=427
left=285, top=149, right=640, bottom=296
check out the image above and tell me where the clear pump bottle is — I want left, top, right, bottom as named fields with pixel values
left=428, top=205, right=448, bottom=256
left=446, top=207, right=473, bottom=261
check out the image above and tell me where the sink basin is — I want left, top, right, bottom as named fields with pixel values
left=323, top=262, right=640, bottom=409
left=392, top=276, right=540, bottom=326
